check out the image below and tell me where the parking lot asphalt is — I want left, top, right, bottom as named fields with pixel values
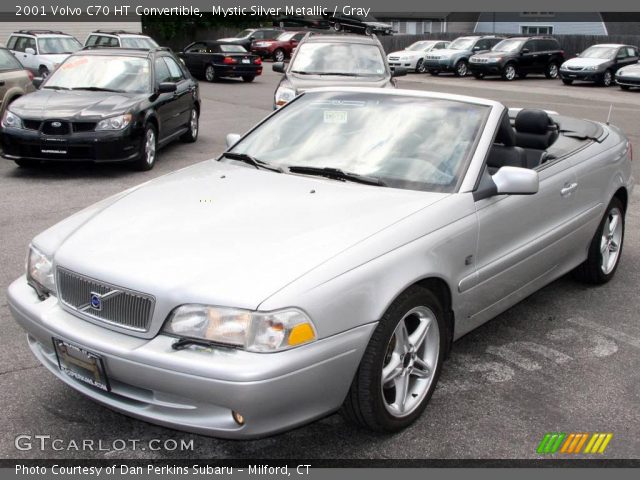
left=1, top=67, right=639, bottom=460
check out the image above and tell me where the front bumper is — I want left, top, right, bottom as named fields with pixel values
left=250, top=47, right=275, bottom=58
left=215, top=64, right=263, bottom=78
left=615, top=75, right=640, bottom=88
left=469, top=62, right=504, bottom=75
left=388, top=58, right=418, bottom=69
left=423, top=58, right=454, bottom=71
left=1, top=126, right=141, bottom=163
left=559, top=69, right=604, bottom=82
left=7, top=277, right=375, bottom=438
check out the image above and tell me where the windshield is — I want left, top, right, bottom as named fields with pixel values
left=449, top=38, right=475, bottom=50
left=290, top=43, right=385, bottom=76
left=407, top=41, right=436, bottom=51
left=37, top=37, right=82, bottom=54
left=220, top=44, right=247, bottom=53
left=44, top=55, right=150, bottom=93
left=277, top=32, right=296, bottom=41
left=120, top=36, right=159, bottom=49
left=235, top=29, right=253, bottom=38
left=493, top=39, right=525, bottom=53
left=0, top=49, right=22, bottom=69
left=580, top=46, right=616, bottom=59
left=228, top=92, right=489, bottom=192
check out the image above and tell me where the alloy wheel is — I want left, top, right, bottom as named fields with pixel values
left=145, top=129, right=156, bottom=166
left=190, top=110, right=198, bottom=139
left=381, top=306, right=440, bottom=418
left=600, top=207, right=623, bottom=274
left=274, top=49, right=285, bottom=62
left=603, top=71, right=612, bottom=87
left=548, top=63, right=559, bottom=78
left=504, top=65, right=516, bottom=80
left=456, top=61, right=468, bottom=77
left=205, top=65, right=215, bottom=82
left=417, top=59, right=426, bottom=73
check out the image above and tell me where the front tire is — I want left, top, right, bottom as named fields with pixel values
left=38, top=66, right=50, bottom=78
left=502, top=63, right=517, bottom=81
left=342, top=286, right=445, bottom=432
left=545, top=62, right=559, bottom=79
left=364, top=26, right=373, bottom=36
left=599, top=70, right=613, bottom=87
left=180, top=108, right=198, bottom=143
left=573, top=197, right=625, bottom=284
left=273, top=48, right=285, bottom=62
left=454, top=59, right=468, bottom=77
left=242, top=75, right=255, bottom=83
left=132, top=124, right=157, bottom=171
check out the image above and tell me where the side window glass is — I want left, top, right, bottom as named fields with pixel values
left=163, top=57, right=185, bottom=82
left=7, top=36, right=17, bottom=50
left=154, top=57, right=172, bottom=84
left=26, top=37, right=37, bottom=52
left=617, top=48, right=627, bottom=59
left=523, top=41, right=534, bottom=52
left=86, top=35, right=97, bottom=46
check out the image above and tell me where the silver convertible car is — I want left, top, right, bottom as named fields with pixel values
left=8, top=88, right=634, bottom=438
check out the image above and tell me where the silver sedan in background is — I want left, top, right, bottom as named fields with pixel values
left=387, top=40, right=450, bottom=73
left=8, top=88, right=633, bottom=438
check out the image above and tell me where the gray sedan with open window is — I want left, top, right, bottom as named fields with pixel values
left=8, top=88, right=633, bottom=438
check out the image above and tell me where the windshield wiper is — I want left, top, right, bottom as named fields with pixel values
left=220, top=152, right=283, bottom=173
left=71, top=87, right=125, bottom=92
left=42, top=85, right=70, bottom=90
left=288, top=166, right=385, bottom=186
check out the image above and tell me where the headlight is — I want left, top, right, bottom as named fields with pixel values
left=274, top=86, right=296, bottom=108
left=617, top=69, right=625, bottom=76
left=488, top=57, right=501, bottom=63
left=163, top=305, right=317, bottom=352
left=26, top=245, right=56, bottom=297
left=584, top=65, right=599, bottom=71
left=95, top=113, right=132, bottom=131
left=255, top=42, right=269, bottom=47
left=1, top=110, right=23, bottom=129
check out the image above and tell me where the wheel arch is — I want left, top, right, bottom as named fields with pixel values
left=613, top=186, right=628, bottom=213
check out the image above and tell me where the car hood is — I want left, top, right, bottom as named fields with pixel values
left=388, top=50, right=422, bottom=58
left=427, top=48, right=465, bottom=57
left=473, top=51, right=508, bottom=59
left=8, top=89, right=141, bottom=120
left=287, top=73, right=390, bottom=91
left=48, top=161, right=447, bottom=319
left=563, top=57, right=609, bottom=68
left=617, top=65, right=640, bottom=76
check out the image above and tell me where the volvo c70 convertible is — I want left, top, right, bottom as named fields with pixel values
left=8, top=88, right=633, bottom=438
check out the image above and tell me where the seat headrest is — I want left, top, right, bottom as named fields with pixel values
left=515, top=109, right=552, bottom=135
left=495, top=113, right=516, bottom=147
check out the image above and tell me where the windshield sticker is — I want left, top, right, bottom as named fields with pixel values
left=323, top=111, right=348, bottom=124
left=61, top=57, right=88, bottom=70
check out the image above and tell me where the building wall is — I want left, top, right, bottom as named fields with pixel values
left=474, top=12, right=607, bottom=35
left=0, top=20, right=143, bottom=46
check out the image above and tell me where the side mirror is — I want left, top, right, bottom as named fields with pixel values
left=521, top=48, right=530, bottom=54
left=32, top=77, right=44, bottom=89
left=272, top=62, right=285, bottom=73
left=391, top=67, right=407, bottom=77
left=157, top=82, right=177, bottom=93
left=493, top=166, right=539, bottom=195
left=226, top=133, right=241, bottom=149
left=25, top=47, right=36, bottom=55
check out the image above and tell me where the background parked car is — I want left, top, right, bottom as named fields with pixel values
left=272, top=15, right=330, bottom=29
left=387, top=40, right=450, bottom=73
left=328, top=13, right=393, bottom=36
left=615, top=63, right=640, bottom=90
left=179, top=41, right=262, bottom=82
left=0, top=47, right=35, bottom=119
left=423, top=36, right=503, bottom=77
left=84, top=30, right=159, bottom=49
left=469, top=36, right=565, bottom=81
left=217, top=28, right=282, bottom=51
left=1, top=47, right=199, bottom=171
left=560, top=44, right=639, bottom=87
left=251, top=31, right=306, bottom=62
left=7, top=30, right=82, bottom=78
left=272, top=34, right=403, bottom=109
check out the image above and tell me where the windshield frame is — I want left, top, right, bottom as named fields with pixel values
left=223, top=91, right=492, bottom=193
left=42, top=54, right=152, bottom=94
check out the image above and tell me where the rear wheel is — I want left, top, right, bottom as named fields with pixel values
left=454, top=59, right=468, bottom=77
left=573, top=197, right=625, bottom=284
left=273, top=48, right=285, bottom=62
left=364, top=26, right=373, bottom=36
left=599, top=70, right=613, bottom=87
left=502, top=64, right=517, bottom=81
left=180, top=108, right=198, bottom=143
left=242, top=76, right=255, bottom=83
left=333, top=23, right=342, bottom=32
left=545, top=62, right=559, bottom=79
left=132, top=124, right=157, bottom=171
left=342, top=286, right=445, bottom=432
left=205, top=64, right=217, bottom=82
left=562, top=78, right=574, bottom=85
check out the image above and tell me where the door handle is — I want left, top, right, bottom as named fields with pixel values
left=560, top=182, right=578, bottom=197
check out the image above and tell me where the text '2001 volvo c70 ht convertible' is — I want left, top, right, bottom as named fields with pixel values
left=8, top=88, right=633, bottom=438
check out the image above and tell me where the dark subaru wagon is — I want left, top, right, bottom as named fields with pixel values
left=469, top=36, right=565, bottom=81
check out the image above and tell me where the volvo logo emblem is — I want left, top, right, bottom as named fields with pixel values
left=90, top=292, right=102, bottom=310
left=51, top=121, right=62, bottom=128
left=81, top=289, right=122, bottom=313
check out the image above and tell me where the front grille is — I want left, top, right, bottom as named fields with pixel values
left=57, top=267, right=155, bottom=332
left=23, top=120, right=41, bottom=130
left=388, top=56, right=399, bottom=61
left=567, top=66, right=583, bottom=71
left=425, top=55, right=441, bottom=60
left=73, top=122, right=97, bottom=133
left=42, top=121, right=71, bottom=135
left=471, top=57, right=489, bottom=63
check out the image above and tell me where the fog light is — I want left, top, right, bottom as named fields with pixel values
left=232, top=411, right=245, bottom=425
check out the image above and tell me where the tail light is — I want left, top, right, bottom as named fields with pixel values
left=254, top=57, right=262, bottom=65
left=223, top=57, right=237, bottom=65
left=26, top=70, right=34, bottom=81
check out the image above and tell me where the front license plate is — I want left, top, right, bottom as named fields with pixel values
left=41, top=149, right=67, bottom=155
left=242, top=58, right=250, bottom=64
left=53, top=338, right=110, bottom=391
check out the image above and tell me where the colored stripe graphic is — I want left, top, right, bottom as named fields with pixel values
left=539, top=433, right=613, bottom=454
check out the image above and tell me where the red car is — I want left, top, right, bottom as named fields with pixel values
left=251, top=31, right=306, bottom=62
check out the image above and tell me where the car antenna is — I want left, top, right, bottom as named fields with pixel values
left=606, top=104, right=614, bottom=125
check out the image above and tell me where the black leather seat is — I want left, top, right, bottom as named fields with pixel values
left=487, top=113, right=527, bottom=174
left=514, top=109, right=559, bottom=168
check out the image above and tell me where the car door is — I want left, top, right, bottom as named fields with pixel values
left=153, top=56, right=180, bottom=138
left=519, top=40, right=537, bottom=72
left=161, top=56, right=193, bottom=136
left=182, top=42, right=207, bottom=76
left=615, top=47, right=637, bottom=72
left=467, top=131, right=580, bottom=317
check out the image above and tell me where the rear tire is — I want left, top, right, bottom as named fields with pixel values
left=572, top=197, right=625, bottom=284
left=38, top=66, right=50, bottom=78
left=364, top=26, right=373, bottom=36
left=342, top=286, right=446, bottom=432
left=180, top=108, right=198, bottom=143
left=273, top=48, right=285, bottom=62
left=205, top=64, right=217, bottom=82
left=333, top=23, right=342, bottom=32
left=132, top=124, right=157, bottom=171
left=562, top=78, right=574, bottom=85
left=242, top=76, right=255, bottom=83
